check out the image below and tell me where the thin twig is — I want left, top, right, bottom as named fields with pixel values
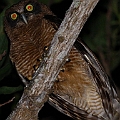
left=0, top=97, right=15, bottom=107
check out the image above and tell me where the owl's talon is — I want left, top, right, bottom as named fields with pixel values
left=37, top=58, right=42, bottom=62
left=60, top=68, right=65, bottom=72
left=66, top=58, right=71, bottom=62
left=18, top=73, right=29, bottom=87
left=28, top=76, right=32, bottom=80
left=44, top=46, right=48, bottom=51
left=55, top=77, right=59, bottom=81
left=33, top=65, right=39, bottom=71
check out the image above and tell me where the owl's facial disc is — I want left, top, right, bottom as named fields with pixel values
left=5, top=1, right=42, bottom=28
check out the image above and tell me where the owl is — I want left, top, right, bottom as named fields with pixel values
left=4, top=0, right=120, bottom=119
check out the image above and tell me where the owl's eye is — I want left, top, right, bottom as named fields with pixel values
left=26, top=4, right=33, bottom=12
left=11, top=13, right=18, bottom=20
left=6, top=12, right=20, bottom=27
left=24, top=2, right=41, bottom=14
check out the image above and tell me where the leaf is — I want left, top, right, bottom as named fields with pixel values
left=0, top=85, right=23, bottom=94
left=81, top=13, right=106, bottom=52
left=0, top=57, right=12, bottom=81
left=0, top=11, right=13, bottom=81
left=0, top=11, right=8, bottom=63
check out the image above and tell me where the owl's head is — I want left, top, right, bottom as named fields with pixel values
left=4, top=0, right=54, bottom=37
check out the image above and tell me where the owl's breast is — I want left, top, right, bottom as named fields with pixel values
left=9, top=18, right=57, bottom=80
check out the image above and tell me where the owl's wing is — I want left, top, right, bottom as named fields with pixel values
left=49, top=40, right=120, bottom=119
left=74, top=40, right=120, bottom=118
left=49, top=94, right=99, bottom=120
left=44, top=15, right=120, bottom=119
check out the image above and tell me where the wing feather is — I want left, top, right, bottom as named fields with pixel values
left=44, top=13, right=120, bottom=119
left=48, top=40, right=120, bottom=119
left=49, top=94, right=99, bottom=120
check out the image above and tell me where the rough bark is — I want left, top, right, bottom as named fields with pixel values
left=6, top=0, right=99, bottom=120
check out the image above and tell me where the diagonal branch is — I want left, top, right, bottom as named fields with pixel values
left=6, top=0, right=99, bottom=120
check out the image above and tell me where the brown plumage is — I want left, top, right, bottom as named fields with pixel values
left=4, top=0, right=120, bottom=119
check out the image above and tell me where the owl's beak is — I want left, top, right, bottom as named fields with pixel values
left=21, top=13, right=28, bottom=24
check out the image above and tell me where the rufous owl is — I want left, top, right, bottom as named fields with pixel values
left=4, top=0, right=120, bottom=119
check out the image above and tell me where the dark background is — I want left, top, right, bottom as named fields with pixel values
left=0, top=0, right=120, bottom=119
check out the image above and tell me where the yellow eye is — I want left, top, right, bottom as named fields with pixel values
left=11, top=13, right=18, bottom=20
left=26, top=4, right=33, bottom=11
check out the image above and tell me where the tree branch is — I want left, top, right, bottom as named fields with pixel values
left=6, top=0, right=99, bottom=120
